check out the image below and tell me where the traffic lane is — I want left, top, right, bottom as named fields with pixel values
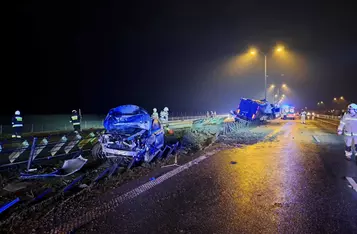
left=78, top=121, right=357, bottom=234
left=308, top=119, right=357, bottom=178
left=290, top=119, right=357, bottom=190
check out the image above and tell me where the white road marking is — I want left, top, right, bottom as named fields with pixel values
left=312, top=135, right=320, bottom=143
left=284, top=131, right=290, bottom=138
left=317, top=118, right=338, bottom=126
left=51, top=152, right=215, bottom=233
left=346, top=177, right=357, bottom=192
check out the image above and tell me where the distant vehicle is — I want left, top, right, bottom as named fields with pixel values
left=281, top=105, right=296, bottom=120
left=234, top=98, right=276, bottom=122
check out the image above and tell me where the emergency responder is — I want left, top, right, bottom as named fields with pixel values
left=160, top=107, right=169, bottom=123
left=164, top=107, right=169, bottom=119
left=337, top=103, right=357, bottom=160
left=12, top=110, right=23, bottom=139
left=70, top=110, right=81, bottom=132
left=151, top=108, right=159, bottom=120
left=300, top=110, right=307, bottom=124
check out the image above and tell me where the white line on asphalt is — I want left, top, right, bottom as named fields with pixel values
left=284, top=131, right=290, bottom=138
left=346, top=177, right=357, bottom=192
left=317, top=119, right=339, bottom=126
left=312, top=135, right=320, bottom=143
left=51, top=153, right=213, bottom=233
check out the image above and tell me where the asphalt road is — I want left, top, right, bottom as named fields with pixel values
left=73, top=119, right=356, bottom=233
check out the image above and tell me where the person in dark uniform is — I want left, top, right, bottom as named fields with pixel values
left=12, top=110, right=23, bottom=139
left=70, top=110, right=81, bottom=132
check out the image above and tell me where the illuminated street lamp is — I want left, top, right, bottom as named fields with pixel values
left=249, top=45, right=284, bottom=101
left=270, top=83, right=288, bottom=104
left=333, top=97, right=337, bottom=101
left=340, top=96, right=344, bottom=100
left=276, top=46, right=284, bottom=52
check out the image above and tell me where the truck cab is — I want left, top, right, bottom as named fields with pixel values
left=236, top=98, right=275, bottom=121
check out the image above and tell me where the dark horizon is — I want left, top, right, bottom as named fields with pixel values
left=12, top=1, right=357, bottom=115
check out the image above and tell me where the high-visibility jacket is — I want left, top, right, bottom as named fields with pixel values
left=338, top=113, right=357, bottom=136
left=70, top=114, right=81, bottom=125
left=12, top=114, right=23, bottom=128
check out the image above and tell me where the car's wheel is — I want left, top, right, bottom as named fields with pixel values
left=91, top=142, right=105, bottom=161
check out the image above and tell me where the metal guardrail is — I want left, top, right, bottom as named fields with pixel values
left=0, top=131, right=100, bottom=169
left=0, top=121, right=104, bottom=136
left=0, top=115, right=227, bottom=167
left=0, top=115, right=228, bottom=136
left=170, top=114, right=228, bottom=120
left=316, top=114, right=341, bottom=120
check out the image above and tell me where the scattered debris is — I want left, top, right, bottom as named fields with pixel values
left=3, top=182, right=30, bottom=192
left=0, top=197, right=20, bottom=214
left=79, top=184, right=88, bottom=189
left=20, top=156, right=88, bottom=179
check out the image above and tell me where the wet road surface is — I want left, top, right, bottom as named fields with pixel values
left=77, top=119, right=357, bottom=234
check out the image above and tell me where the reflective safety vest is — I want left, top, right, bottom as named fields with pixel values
left=338, top=113, right=357, bottom=136
left=70, top=114, right=81, bottom=125
left=12, top=115, right=23, bottom=128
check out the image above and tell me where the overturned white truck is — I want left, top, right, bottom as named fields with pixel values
left=92, top=105, right=171, bottom=168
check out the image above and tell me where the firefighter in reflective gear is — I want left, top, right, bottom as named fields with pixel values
left=70, top=110, right=81, bottom=132
left=300, top=110, right=306, bottom=124
left=151, top=108, right=159, bottom=120
left=338, top=103, right=357, bottom=160
left=160, top=107, right=169, bottom=123
left=12, top=110, right=23, bottom=139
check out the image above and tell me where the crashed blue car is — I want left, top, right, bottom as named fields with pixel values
left=92, top=105, right=165, bottom=164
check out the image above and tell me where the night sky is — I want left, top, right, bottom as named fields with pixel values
left=13, top=1, right=357, bottom=115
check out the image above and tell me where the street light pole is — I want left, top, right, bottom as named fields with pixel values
left=264, top=54, right=267, bottom=101
left=250, top=46, right=284, bottom=101
left=277, top=87, right=280, bottom=102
